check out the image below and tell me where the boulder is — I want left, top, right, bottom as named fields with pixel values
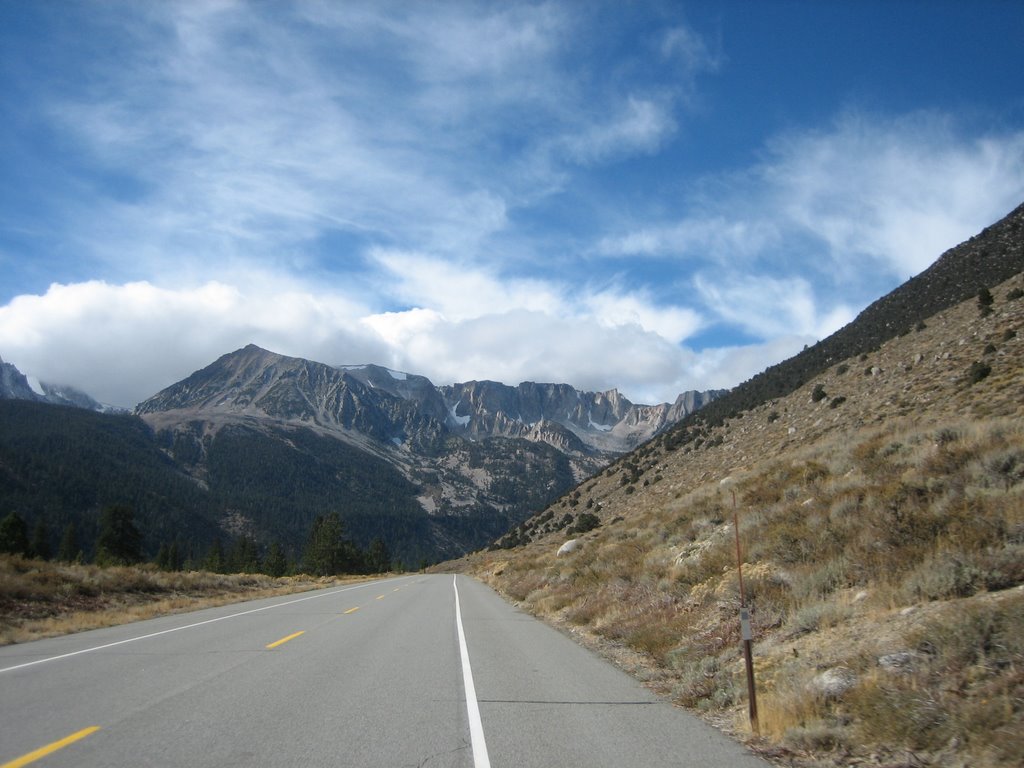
left=809, top=667, right=856, bottom=699
left=556, top=539, right=582, bottom=557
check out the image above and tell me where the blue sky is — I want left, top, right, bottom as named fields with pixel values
left=1, top=1, right=1023, bottom=408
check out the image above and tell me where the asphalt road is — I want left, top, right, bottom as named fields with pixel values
left=0, top=574, right=769, bottom=767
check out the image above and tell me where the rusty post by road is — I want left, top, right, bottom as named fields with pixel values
left=721, top=476, right=759, bottom=735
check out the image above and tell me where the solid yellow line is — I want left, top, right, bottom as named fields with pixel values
left=343, top=607, right=360, bottom=614
left=265, top=630, right=305, bottom=649
left=1, top=726, right=100, bottom=768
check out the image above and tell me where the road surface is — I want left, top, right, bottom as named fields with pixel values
left=0, top=574, right=769, bottom=767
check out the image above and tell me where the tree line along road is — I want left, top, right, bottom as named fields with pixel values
left=0, top=574, right=770, bottom=767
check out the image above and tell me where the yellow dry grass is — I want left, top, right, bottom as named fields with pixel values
left=451, top=276, right=1024, bottom=768
left=0, top=557, right=368, bottom=645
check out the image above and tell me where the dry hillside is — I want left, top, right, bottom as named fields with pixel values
left=451, top=273, right=1024, bottom=768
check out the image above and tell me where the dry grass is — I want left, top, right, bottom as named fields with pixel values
left=0, top=556, right=363, bottom=645
left=452, top=276, right=1024, bottom=768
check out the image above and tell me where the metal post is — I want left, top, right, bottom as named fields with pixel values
left=722, top=478, right=759, bottom=735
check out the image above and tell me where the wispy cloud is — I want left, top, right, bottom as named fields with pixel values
left=600, top=112, right=1024, bottom=282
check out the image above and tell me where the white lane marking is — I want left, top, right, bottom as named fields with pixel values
left=454, top=575, right=491, bottom=768
left=0, top=577, right=411, bottom=675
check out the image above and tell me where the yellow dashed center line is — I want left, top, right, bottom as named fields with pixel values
left=1, top=726, right=100, bottom=768
left=265, top=630, right=305, bottom=649
left=343, top=607, right=360, bottom=615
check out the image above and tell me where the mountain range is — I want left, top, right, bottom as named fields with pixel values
left=0, top=346, right=720, bottom=565
left=0, top=355, right=120, bottom=413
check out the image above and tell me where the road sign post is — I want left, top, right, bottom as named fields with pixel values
left=721, top=477, right=759, bottom=735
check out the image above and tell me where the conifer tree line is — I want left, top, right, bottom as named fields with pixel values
left=0, top=506, right=401, bottom=576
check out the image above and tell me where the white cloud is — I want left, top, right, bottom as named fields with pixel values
left=368, top=249, right=563, bottom=321
left=370, top=308, right=696, bottom=404
left=0, top=268, right=715, bottom=408
left=596, top=216, right=778, bottom=262
left=0, top=280, right=384, bottom=407
left=583, top=290, right=703, bottom=344
left=761, top=113, right=1024, bottom=277
left=598, top=113, right=1024, bottom=286
left=694, top=273, right=855, bottom=341
left=564, top=97, right=677, bottom=165
left=684, top=336, right=815, bottom=392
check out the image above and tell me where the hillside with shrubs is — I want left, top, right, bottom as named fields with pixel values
left=455, top=206, right=1024, bottom=768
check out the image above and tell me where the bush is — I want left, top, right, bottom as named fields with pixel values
left=978, top=287, right=994, bottom=317
left=811, top=383, right=828, bottom=402
left=568, top=512, right=600, bottom=534
left=968, top=360, right=992, bottom=384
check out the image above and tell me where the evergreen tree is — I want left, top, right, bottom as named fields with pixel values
left=95, top=504, right=142, bottom=565
left=168, top=540, right=182, bottom=571
left=29, top=518, right=51, bottom=560
left=303, top=513, right=356, bottom=576
left=367, top=537, right=391, bottom=574
left=204, top=538, right=225, bottom=573
left=155, top=542, right=171, bottom=570
left=0, top=512, right=30, bottom=556
left=264, top=541, right=288, bottom=577
left=57, top=522, right=81, bottom=563
left=227, top=536, right=260, bottom=573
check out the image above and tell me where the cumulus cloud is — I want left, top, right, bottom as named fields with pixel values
left=0, top=267, right=714, bottom=407
left=0, top=281, right=384, bottom=407
left=368, top=249, right=563, bottom=321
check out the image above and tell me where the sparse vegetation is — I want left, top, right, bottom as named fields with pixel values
left=0, top=555, right=353, bottom=646
left=459, top=270, right=1024, bottom=768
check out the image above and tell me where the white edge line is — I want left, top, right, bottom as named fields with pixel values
left=0, top=576, right=411, bottom=675
left=454, top=574, right=491, bottom=768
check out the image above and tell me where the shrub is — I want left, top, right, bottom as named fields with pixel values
left=811, top=383, right=827, bottom=402
left=568, top=512, right=600, bottom=534
left=968, top=360, right=992, bottom=384
left=978, top=287, right=994, bottom=317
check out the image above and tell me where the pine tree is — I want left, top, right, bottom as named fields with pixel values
left=264, top=541, right=288, bottom=577
left=29, top=518, right=51, bottom=560
left=204, top=538, right=225, bottom=573
left=304, top=513, right=356, bottom=576
left=0, top=512, right=30, bottom=556
left=367, top=537, right=391, bottom=574
left=227, top=536, right=260, bottom=573
left=168, top=540, right=182, bottom=571
left=57, top=522, right=81, bottom=563
left=95, top=504, right=142, bottom=566
left=155, top=542, right=171, bottom=570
